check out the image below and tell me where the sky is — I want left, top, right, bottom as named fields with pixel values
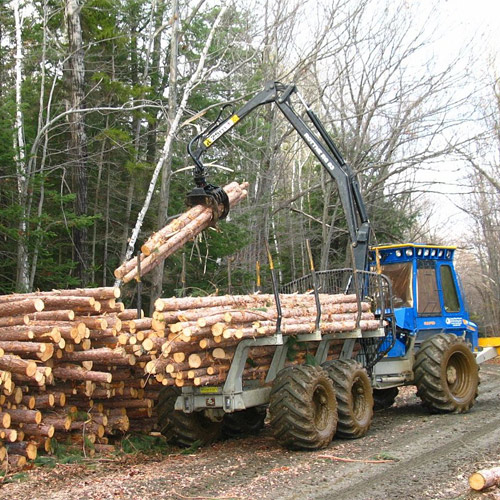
left=416, top=0, right=500, bottom=241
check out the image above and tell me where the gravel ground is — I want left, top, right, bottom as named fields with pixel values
left=2, top=363, right=500, bottom=500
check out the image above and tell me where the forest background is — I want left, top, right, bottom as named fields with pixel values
left=0, top=0, right=499, bottom=334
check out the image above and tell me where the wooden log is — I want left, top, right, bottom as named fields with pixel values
left=154, top=292, right=358, bottom=312
left=105, top=414, right=129, bottom=432
left=0, top=327, right=35, bottom=341
left=52, top=365, right=112, bottom=384
left=33, top=393, right=56, bottom=408
left=119, top=184, right=248, bottom=283
left=27, top=310, right=75, bottom=322
left=7, top=454, right=27, bottom=468
left=22, top=423, right=55, bottom=438
left=60, top=347, right=129, bottom=364
left=0, top=428, right=17, bottom=442
left=6, top=441, right=38, bottom=460
left=21, top=395, right=37, bottom=409
left=7, top=408, right=42, bottom=424
left=70, top=421, right=105, bottom=438
left=0, top=315, right=30, bottom=328
left=42, top=414, right=72, bottom=431
left=36, top=295, right=97, bottom=311
left=0, top=340, right=53, bottom=360
left=0, top=355, right=37, bottom=377
left=0, top=412, right=11, bottom=428
left=0, top=298, right=44, bottom=317
left=469, top=467, right=500, bottom=491
left=140, top=181, right=244, bottom=257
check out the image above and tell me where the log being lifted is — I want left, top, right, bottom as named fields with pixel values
left=114, top=181, right=249, bottom=283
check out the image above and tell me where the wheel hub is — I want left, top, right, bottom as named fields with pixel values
left=446, top=365, right=458, bottom=385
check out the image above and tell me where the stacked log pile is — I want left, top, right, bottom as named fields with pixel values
left=0, top=287, right=158, bottom=465
left=0, top=289, right=380, bottom=464
left=143, top=293, right=380, bottom=388
left=114, top=181, right=249, bottom=283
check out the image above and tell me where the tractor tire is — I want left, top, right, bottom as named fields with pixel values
left=156, top=386, right=222, bottom=447
left=269, top=365, right=337, bottom=450
left=322, top=359, right=374, bottom=439
left=222, top=407, right=267, bottom=439
left=414, top=333, right=479, bottom=413
left=373, top=387, right=399, bottom=411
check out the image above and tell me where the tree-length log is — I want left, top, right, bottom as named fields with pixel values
left=141, top=181, right=244, bottom=257
left=118, top=184, right=248, bottom=283
left=155, top=292, right=358, bottom=312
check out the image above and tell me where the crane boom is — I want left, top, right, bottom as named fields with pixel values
left=187, top=81, right=371, bottom=271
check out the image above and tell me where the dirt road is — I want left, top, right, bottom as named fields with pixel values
left=2, top=363, right=500, bottom=500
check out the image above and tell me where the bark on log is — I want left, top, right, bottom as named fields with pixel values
left=469, top=467, right=500, bottom=491
left=117, top=183, right=248, bottom=283
left=52, top=365, right=112, bottom=384
left=7, top=408, right=42, bottom=424
left=0, top=355, right=37, bottom=376
left=141, top=181, right=244, bottom=257
left=155, top=292, right=358, bottom=312
left=0, top=298, right=44, bottom=317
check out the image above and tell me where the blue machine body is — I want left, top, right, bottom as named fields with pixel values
left=370, top=244, right=478, bottom=357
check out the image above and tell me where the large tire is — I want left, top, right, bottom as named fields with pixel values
left=414, top=334, right=479, bottom=413
left=269, top=365, right=337, bottom=450
left=373, top=387, right=399, bottom=411
left=156, top=387, right=222, bottom=447
left=322, top=359, right=374, bottom=439
left=222, top=407, right=266, bottom=439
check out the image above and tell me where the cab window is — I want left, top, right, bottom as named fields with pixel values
left=380, top=262, right=413, bottom=308
left=440, top=264, right=460, bottom=312
left=417, top=261, right=441, bottom=315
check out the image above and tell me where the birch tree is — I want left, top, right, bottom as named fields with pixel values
left=115, top=1, right=229, bottom=287
left=12, top=0, right=29, bottom=292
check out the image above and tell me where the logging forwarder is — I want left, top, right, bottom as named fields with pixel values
left=156, top=82, right=495, bottom=450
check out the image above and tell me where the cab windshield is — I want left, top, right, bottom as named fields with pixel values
left=380, top=262, right=414, bottom=308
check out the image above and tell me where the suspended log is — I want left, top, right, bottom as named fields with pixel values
left=116, top=182, right=249, bottom=283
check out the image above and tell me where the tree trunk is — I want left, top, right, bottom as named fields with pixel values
left=13, top=0, right=29, bottom=293
left=150, top=0, right=180, bottom=311
left=66, top=0, right=89, bottom=285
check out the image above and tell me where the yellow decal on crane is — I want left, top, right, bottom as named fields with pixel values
left=203, top=115, right=240, bottom=147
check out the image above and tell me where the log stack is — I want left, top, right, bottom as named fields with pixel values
left=143, top=293, right=380, bottom=388
left=114, top=181, right=249, bottom=283
left=0, top=289, right=381, bottom=466
left=0, top=287, right=157, bottom=466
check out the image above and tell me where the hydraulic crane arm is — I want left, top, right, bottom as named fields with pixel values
left=188, top=81, right=371, bottom=271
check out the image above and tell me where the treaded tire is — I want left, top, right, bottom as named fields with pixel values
left=156, top=387, right=222, bottom=447
left=269, top=365, right=337, bottom=450
left=373, top=387, right=399, bottom=411
left=322, top=359, right=374, bottom=439
left=222, top=407, right=266, bottom=439
left=414, top=333, right=479, bottom=413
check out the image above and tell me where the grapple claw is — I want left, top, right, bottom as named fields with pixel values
left=186, top=184, right=230, bottom=222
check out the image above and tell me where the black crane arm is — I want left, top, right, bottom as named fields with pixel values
left=188, top=81, right=371, bottom=271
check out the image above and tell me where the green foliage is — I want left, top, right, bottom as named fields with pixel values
left=0, top=471, right=29, bottom=484
left=120, top=433, right=169, bottom=455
